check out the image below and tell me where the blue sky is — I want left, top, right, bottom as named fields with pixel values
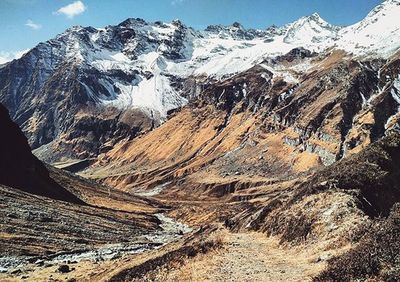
left=0, top=0, right=384, bottom=62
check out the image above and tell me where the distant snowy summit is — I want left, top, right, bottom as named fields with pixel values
left=2, top=0, right=400, bottom=115
left=337, top=0, right=400, bottom=57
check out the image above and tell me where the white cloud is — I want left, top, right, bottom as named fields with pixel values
left=25, top=19, right=42, bottom=30
left=54, top=1, right=86, bottom=19
left=0, top=49, right=30, bottom=65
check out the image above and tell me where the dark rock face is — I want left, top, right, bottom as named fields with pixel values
left=58, top=265, right=70, bottom=273
left=196, top=65, right=275, bottom=114
left=205, top=23, right=273, bottom=40
left=0, top=103, right=84, bottom=204
left=273, top=47, right=317, bottom=63
left=0, top=57, right=150, bottom=162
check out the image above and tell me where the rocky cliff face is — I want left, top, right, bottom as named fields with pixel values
left=0, top=103, right=84, bottom=203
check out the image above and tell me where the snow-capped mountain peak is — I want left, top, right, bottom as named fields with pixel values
left=337, top=0, right=400, bottom=58
left=118, top=17, right=148, bottom=27
left=352, top=0, right=400, bottom=32
left=204, top=22, right=268, bottom=40
left=4, top=0, right=400, bottom=127
left=284, top=12, right=341, bottom=45
left=366, top=0, right=400, bottom=18
left=301, top=12, right=326, bottom=24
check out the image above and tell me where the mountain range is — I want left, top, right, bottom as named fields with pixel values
left=1, top=0, right=399, bottom=163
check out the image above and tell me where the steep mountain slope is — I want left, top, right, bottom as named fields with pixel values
left=86, top=49, right=400, bottom=193
left=315, top=204, right=400, bottom=281
left=0, top=100, right=163, bottom=254
left=0, top=103, right=83, bottom=204
left=299, top=132, right=400, bottom=281
left=337, top=0, right=400, bottom=57
left=1, top=0, right=399, bottom=163
left=283, top=13, right=340, bottom=45
left=0, top=105, right=186, bottom=280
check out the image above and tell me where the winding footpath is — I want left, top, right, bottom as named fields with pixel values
left=165, top=231, right=328, bottom=281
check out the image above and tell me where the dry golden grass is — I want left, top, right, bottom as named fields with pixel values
left=293, top=151, right=322, bottom=172
left=138, top=230, right=227, bottom=282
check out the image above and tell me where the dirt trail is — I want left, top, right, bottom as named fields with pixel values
left=163, top=231, right=327, bottom=282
